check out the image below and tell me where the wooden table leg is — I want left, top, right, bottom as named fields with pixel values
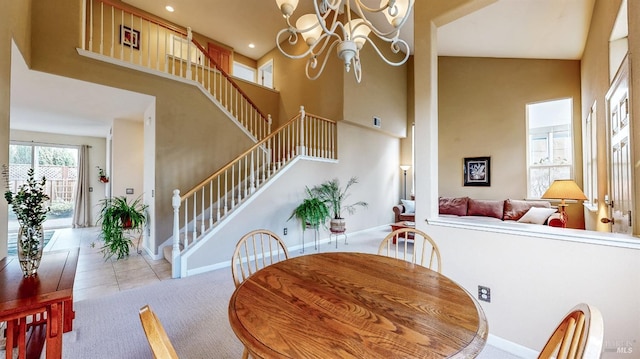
left=45, top=302, right=63, bottom=359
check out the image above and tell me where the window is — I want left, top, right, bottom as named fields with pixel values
left=583, top=102, right=598, bottom=210
left=526, top=98, right=574, bottom=198
left=258, top=59, right=274, bottom=89
left=232, top=61, right=256, bottom=83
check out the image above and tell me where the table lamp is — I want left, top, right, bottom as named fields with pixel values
left=541, top=179, right=587, bottom=226
left=400, top=165, right=410, bottom=200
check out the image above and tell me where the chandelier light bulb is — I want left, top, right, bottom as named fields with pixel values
left=382, top=0, right=410, bottom=27
left=348, top=19, right=370, bottom=50
left=296, top=14, right=324, bottom=46
left=276, top=0, right=299, bottom=17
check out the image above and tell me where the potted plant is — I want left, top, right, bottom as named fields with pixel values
left=97, top=166, right=109, bottom=183
left=2, top=164, right=50, bottom=277
left=98, top=195, right=147, bottom=260
left=312, top=176, right=368, bottom=232
left=288, top=187, right=330, bottom=231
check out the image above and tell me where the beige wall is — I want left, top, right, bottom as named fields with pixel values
left=233, top=79, right=280, bottom=126
left=343, top=36, right=408, bottom=138
left=438, top=56, right=584, bottom=228
left=111, top=119, right=144, bottom=199
left=259, top=40, right=344, bottom=125
left=29, top=0, right=254, bottom=253
left=1, top=0, right=32, bottom=258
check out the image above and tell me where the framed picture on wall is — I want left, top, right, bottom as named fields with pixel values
left=120, top=25, right=140, bottom=50
left=463, top=157, right=491, bottom=186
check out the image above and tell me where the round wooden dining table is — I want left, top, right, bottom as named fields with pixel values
left=228, top=252, right=488, bottom=359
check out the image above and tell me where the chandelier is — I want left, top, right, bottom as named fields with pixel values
left=275, top=0, right=413, bottom=83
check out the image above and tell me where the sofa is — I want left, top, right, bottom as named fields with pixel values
left=393, top=197, right=564, bottom=226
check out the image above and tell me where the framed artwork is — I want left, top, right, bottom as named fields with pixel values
left=120, top=25, right=140, bottom=50
left=463, top=156, right=491, bottom=186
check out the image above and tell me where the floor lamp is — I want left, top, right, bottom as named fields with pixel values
left=541, top=179, right=587, bottom=227
left=400, top=165, right=410, bottom=200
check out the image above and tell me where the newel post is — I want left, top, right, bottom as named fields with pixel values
left=299, top=106, right=306, bottom=156
left=172, top=189, right=182, bottom=278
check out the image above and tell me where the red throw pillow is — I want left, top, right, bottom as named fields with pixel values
left=503, top=199, right=551, bottom=221
left=439, top=197, right=469, bottom=216
left=467, top=199, right=505, bottom=220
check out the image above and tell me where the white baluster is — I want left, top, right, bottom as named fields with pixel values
left=200, top=188, right=205, bottom=235
left=186, top=27, right=193, bottom=79
left=216, top=177, right=221, bottom=221
left=209, top=180, right=214, bottom=228
left=250, top=152, right=256, bottom=194
left=192, top=193, right=197, bottom=241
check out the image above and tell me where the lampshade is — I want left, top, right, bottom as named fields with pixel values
left=381, top=0, right=410, bottom=27
left=296, top=14, right=324, bottom=46
left=400, top=165, right=411, bottom=171
left=348, top=19, right=371, bottom=50
left=276, top=0, right=298, bottom=17
left=541, top=180, right=588, bottom=201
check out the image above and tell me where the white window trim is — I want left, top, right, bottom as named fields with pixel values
left=232, top=61, right=256, bottom=83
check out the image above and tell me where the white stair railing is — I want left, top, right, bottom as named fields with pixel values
left=83, top=0, right=271, bottom=140
left=170, top=107, right=337, bottom=277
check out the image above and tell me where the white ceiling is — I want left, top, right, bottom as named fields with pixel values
left=11, top=0, right=596, bottom=138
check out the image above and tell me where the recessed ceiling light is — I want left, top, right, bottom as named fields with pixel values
left=165, top=5, right=174, bottom=12
left=248, top=43, right=256, bottom=49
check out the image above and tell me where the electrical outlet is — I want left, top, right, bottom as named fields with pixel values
left=283, top=227, right=288, bottom=235
left=478, top=286, right=491, bottom=303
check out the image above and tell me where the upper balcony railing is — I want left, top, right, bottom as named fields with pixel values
left=82, top=0, right=270, bottom=140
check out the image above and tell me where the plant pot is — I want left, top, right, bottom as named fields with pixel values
left=99, top=176, right=109, bottom=183
left=17, top=225, right=45, bottom=277
left=330, top=218, right=346, bottom=233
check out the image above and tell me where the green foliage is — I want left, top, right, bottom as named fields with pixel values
left=9, top=145, right=76, bottom=166
left=3, top=164, right=50, bottom=228
left=49, top=200, right=74, bottom=217
left=98, top=196, right=148, bottom=260
left=288, top=187, right=330, bottom=230
left=311, top=176, right=368, bottom=219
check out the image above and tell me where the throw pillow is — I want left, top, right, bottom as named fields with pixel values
left=517, top=207, right=558, bottom=224
left=467, top=199, right=505, bottom=219
left=503, top=199, right=551, bottom=221
left=401, top=199, right=415, bottom=214
left=439, top=197, right=469, bottom=216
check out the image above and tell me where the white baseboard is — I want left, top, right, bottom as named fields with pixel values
left=487, top=334, right=539, bottom=359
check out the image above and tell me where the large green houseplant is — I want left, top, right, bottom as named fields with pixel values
left=288, top=187, right=330, bottom=230
left=312, top=176, right=368, bottom=232
left=98, top=195, right=148, bottom=260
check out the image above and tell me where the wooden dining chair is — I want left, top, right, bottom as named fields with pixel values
left=232, top=230, right=290, bottom=358
left=378, top=227, right=442, bottom=272
left=232, top=229, right=290, bottom=288
left=139, top=305, right=179, bottom=359
left=538, top=303, right=604, bottom=359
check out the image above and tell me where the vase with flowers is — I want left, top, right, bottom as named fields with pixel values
left=2, top=164, right=50, bottom=277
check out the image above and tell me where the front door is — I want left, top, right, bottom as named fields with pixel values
left=604, top=55, right=634, bottom=234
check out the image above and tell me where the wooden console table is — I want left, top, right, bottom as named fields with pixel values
left=0, top=248, right=79, bottom=359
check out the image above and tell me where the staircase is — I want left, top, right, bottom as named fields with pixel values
left=168, top=108, right=337, bottom=277
left=81, top=0, right=339, bottom=278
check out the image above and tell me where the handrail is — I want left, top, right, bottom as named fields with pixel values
left=189, top=39, right=268, bottom=120
left=84, top=0, right=270, bottom=139
left=181, top=111, right=336, bottom=200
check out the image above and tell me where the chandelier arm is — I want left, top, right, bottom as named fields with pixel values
left=305, top=39, right=341, bottom=80
left=352, top=0, right=393, bottom=14
left=353, top=55, right=362, bottom=83
left=276, top=28, right=317, bottom=60
left=314, top=0, right=343, bottom=40
left=362, top=37, right=411, bottom=66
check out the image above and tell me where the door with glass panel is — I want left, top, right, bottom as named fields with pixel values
left=604, top=56, right=634, bottom=235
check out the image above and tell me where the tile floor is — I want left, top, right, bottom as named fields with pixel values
left=44, top=227, right=172, bottom=302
